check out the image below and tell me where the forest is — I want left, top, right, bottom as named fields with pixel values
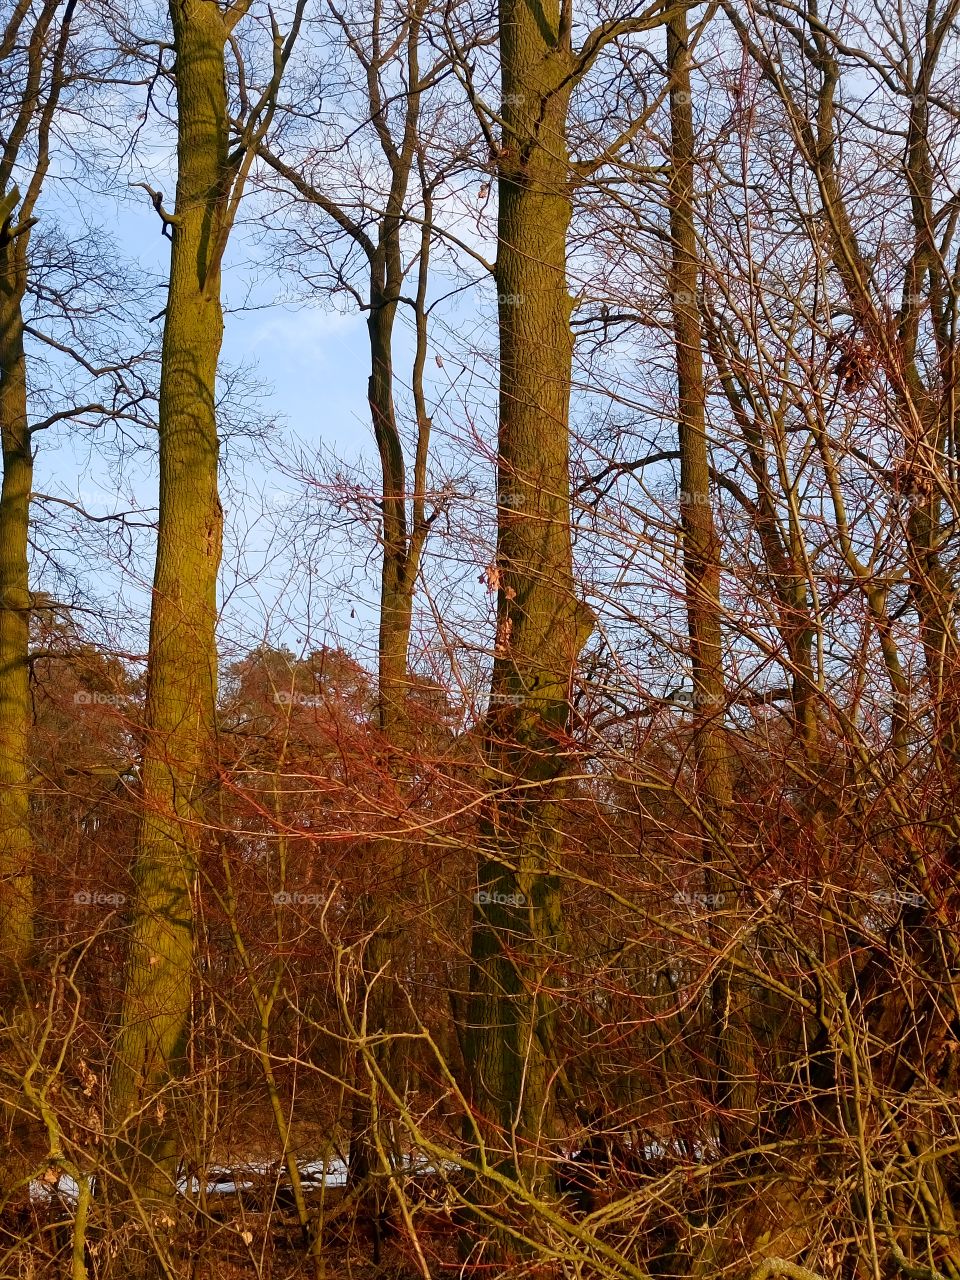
left=1, top=0, right=960, bottom=1276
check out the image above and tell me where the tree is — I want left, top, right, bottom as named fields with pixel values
left=254, top=0, right=460, bottom=1243
left=106, top=0, right=305, bottom=1263
left=0, top=0, right=153, bottom=1210
left=462, top=0, right=672, bottom=1209
left=0, top=0, right=77, bottom=989
left=665, top=4, right=755, bottom=1152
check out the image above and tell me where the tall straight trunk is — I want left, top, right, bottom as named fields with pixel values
left=0, top=202, right=36, bottom=1210
left=370, top=286, right=414, bottom=738
left=0, top=0, right=71, bottom=986
left=0, top=215, right=32, bottom=986
left=347, top=278, right=413, bottom=1253
left=346, top=93, right=434, bottom=1229
left=0, top=4, right=78, bottom=1205
left=108, top=0, right=228, bottom=1229
left=667, top=11, right=755, bottom=1152
left=464, top=0, right=592, bottom=1200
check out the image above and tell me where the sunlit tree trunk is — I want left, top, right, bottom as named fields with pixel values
left=108, top=0, right=230, bottom=1239
left=257, top=72, right=436, bottom=1246
left=0, top=204, right=33, bottom=986
left=0, top=0, right=75, bottom=987
left=0, top=0, right=77, bottom=1203
left=347, top=221, right=418, bottom=1254
left=0, top=194, right=38, bottom=1208
left=464, top=0, right=593, bottom=1202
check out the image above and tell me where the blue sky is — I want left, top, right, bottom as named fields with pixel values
left=29, top=149, right=501, bottom=679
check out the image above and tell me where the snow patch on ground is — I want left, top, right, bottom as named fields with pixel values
left=29, top=1156, right=351, bottom=1207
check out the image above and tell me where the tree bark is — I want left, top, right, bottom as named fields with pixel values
left=464, top=0, right=593, bottom=1203
left=0, top=200, right=37, bottom=1211
left=347, top=276, right=413, bottom=1253
left=0, top=0, right=73, bottom=986
left=667, top=9, right=756, bottom=1153
left=108, top=0, right=229, bottom=1244
left=342, top=37, right=433, bottom=1248
left=0, top=209, right=33, bottom=985
left=0, top=0, right=77, bottom=1201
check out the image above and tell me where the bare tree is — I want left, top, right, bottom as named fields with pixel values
left=0, top=0, right=77, bottom=989
left=105, top=2, right=305, bottom=1267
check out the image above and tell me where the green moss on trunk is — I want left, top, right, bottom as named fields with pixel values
left=108, top=0, right=228, bottom=1235
left=464, top=0, right=593, bottom=1203
left=0, top=241, right=33, bottom=982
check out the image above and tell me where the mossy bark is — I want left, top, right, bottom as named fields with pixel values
left=0, top=0, right=78, bottom=1198
left=108, top=0, right=228, bottom=1240
left=464, top=0, right=593, bottom=1203
left=0, top=218, right=33, bottom=986
left=0, top=199, right=37, bottom=1210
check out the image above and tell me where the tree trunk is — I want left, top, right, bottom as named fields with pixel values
left=347, top=103, right=434, bottom=1240
left=0, top=0, right=77, bottom=1201
left=347, top=252, right=417, bottom=1256
left=0, top=214, right=33, bottom=986
left=108, top=0, right=227, bottom=1249
left=0, top=198, right=36, bottom=1210
left=464, top=0, right=593, bottom=1204
left=667, top=9, right=756, bottom=1153
left=370, top=283, right=414, bottom=739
